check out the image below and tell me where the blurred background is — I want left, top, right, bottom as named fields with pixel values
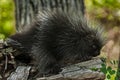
left=0, top=0, right=120, bottom=38
left=0, top=0, right=15, bottom=39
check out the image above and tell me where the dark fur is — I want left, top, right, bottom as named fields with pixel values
left=6, top=11, right=104, bottom=77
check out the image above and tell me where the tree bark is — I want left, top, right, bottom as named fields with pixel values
left=14, top=0, right=85, bottom=31
left=7, top=58, right=105, bottom=80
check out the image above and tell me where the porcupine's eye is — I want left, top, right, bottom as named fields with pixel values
left=91, top=43, right=101, bottom=57
left=92, top=45, right=97, bottom=50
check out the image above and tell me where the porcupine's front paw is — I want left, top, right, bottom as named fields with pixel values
left=44, top=63, right=62, bottom=76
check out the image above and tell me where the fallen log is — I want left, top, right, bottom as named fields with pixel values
left=7, top=58, right=105, bottom=80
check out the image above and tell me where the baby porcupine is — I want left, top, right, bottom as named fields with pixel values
left=6, top=11, right=104, bottom=77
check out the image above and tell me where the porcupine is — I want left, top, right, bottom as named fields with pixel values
left=6, top=11, right=104, bottom=77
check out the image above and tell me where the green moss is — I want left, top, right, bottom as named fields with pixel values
left=0, top=0, right=16, bottom=39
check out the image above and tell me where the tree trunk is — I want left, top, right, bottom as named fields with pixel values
left=14, top=0, right=85, bottom=31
